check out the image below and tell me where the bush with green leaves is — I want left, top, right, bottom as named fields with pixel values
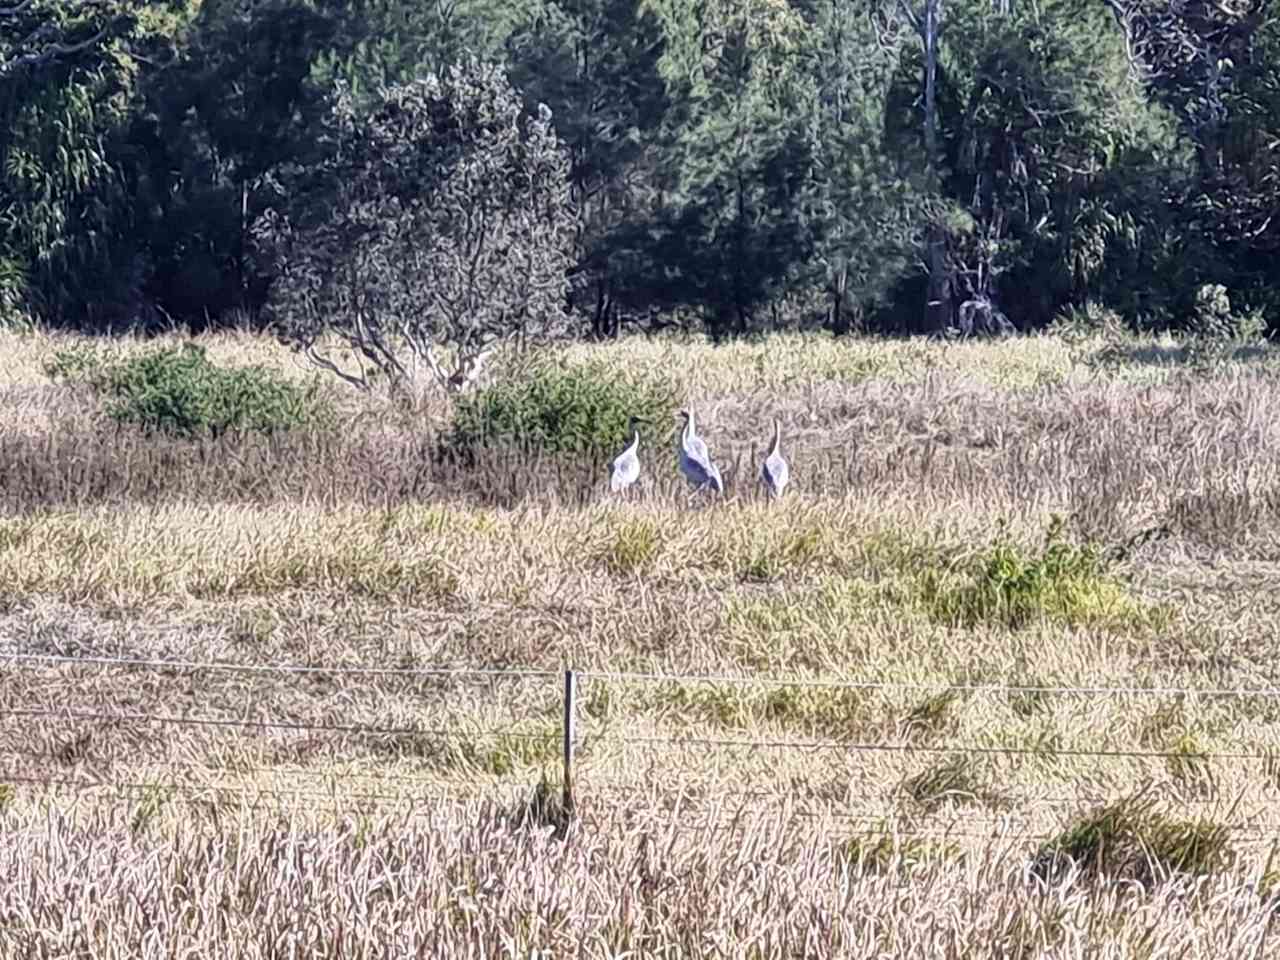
left=445, top=361, right=676, bottom=459
left=1184, top=283, right=1268, bottom=369
left=43, top=343, right=106, bottom=383
left=255, top=60, right=576, bottom=394
left=54, top=344, right=328, bottom=438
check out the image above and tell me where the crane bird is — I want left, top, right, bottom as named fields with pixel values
left=609, top=415, right=651, bottom=494
left=760, top=418, right=789, bottom=499
left=677, top=409, right=724, bottom=496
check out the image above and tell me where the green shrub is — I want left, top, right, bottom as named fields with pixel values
left=1185, top=283, right=1268, bottom=369
left=602, top=519, right=662, bottom=574
left=445, top=359, right=677, bottom=459
left=43, top=343, right=105, bottom=383
left=75, top=344, right=327, bottom=438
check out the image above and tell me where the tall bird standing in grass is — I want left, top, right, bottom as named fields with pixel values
left=677, top=409, right=724, bottom=496
left=609, top=416, right=650, bottom=494
left=760, top=418, right=789, bottom=500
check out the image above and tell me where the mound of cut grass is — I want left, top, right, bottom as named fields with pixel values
left=1031, top=791, right=1234, bottom=887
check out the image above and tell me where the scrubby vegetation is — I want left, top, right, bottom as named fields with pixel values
left=445, top=359, right=677, bottom=459
left=43, top=342, right=328, bottom=438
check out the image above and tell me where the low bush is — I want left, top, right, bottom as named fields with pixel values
left=445, top=359, right=677, bottom=459
left=48, top=343, right=328, bottom=438
left=1185, top=283, right=1268, bottom=369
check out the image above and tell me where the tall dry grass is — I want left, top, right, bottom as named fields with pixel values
left=3, top=326, right=1280, bottom=954
left=0, top=799, right=1276, bottom=958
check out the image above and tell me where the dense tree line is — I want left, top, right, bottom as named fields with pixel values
left=2, top=0, right=1278, bottom=340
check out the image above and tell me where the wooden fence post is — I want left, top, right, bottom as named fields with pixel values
left=562, top=669, right=576, bottom=815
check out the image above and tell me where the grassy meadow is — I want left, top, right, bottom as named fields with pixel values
left=2, top=325, right=1280, bottom=956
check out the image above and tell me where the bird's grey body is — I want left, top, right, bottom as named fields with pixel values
left=609, top=417, right=648, bottom=493
left=760, top=418, right=789, bottom=499
left=678, top=409, right=723, bottom=495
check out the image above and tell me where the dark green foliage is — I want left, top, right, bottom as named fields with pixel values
left=505, top=0, right=670, bottom=339
left=56, top=344, right=327, bottom=438
left=5, top=0, right=1280, bottom=336
left=0, top=1, right=191, bottom=327
left=258, top=61, right=577, bottom=390
left=446, top=360, right=676, bottom=459
left=881, top=0, right=1161, bottom=333
left=131, top=0, right=340, bottom=326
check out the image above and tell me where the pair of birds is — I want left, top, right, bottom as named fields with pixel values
left=609, top=409, right=790, bottom=500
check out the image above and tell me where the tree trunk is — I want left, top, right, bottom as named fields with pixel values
left=923, top=0, right=951, bottom=334
left=829, top=265, right=849, bottom=335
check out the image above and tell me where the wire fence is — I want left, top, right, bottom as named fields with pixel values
left=4, top=652, right=1280, bottom=843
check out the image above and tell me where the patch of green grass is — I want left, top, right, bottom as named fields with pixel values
left=665, top=684, right=752, bottom=729
left=757, top=685, right=869, bottom=737
left=659, top=681, right=868, bottom=736
left=1137, top=699, right=1184, bottom=748
left=129, top=783, right=174, bottom=835
left=1008, top=684, right=1052, bottom=718
left=187, top=547, right=459, bottom=601
left=920, top=517, right=1148, bottom=630
left=43, top=342, right=107, bottom=382
left=0, top=517, right=36, bottom=552
left=730, top=525, right=830, bottom=583
left=225, top=606, right=279, bottom=645
left=381, top=726, right=561, bottom=777
left=602, top=519, right=662, bottom=575
left=1167, top=732, right=1214, bottom=795
left=0, top=783, right=14, bottom=814
left=478, top=732, right=562, bottom=777
left=1264, top=750, right=1280, bottom=792
left=1032, top=792, right=1234, bottom=886
left=377, top=505, right=462, bottom=539
left=839, top=831, right=959, bottom=874
left=900, top=690, right=962, bottom=739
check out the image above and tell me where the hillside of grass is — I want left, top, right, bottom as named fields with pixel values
left=1, top=326, right=1280, bottom=955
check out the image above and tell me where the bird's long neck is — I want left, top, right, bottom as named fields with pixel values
left=629, top=425, right=641, bottom=452
left=682, top=413, right=695, bottom=444
left=769, top=419, right=781, bottom=456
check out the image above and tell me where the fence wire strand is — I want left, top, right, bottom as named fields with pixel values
left=1, top=652, right=556, bottom=680
left=583, top=670, right=1280, bottom=700
left=0, top=707, right=553, bottom=741
left=598, top=732, right=1277, bottom=762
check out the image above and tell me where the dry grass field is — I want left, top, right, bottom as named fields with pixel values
left=2, top=325, right=1280, bottom=956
